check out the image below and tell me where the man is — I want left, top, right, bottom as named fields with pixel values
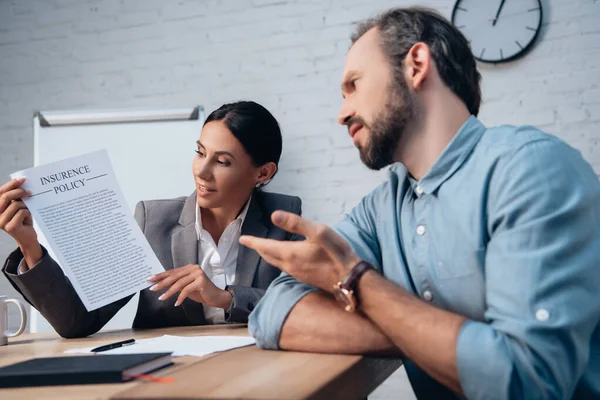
left=239, top=7, right=600, bottom=400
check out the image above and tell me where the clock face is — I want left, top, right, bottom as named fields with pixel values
left=451, top=0, right=543, bottom=63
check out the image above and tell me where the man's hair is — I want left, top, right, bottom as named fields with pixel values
left=352, top=7, right=482, bottom=116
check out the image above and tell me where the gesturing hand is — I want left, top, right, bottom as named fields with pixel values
left=147, top=264, right=233, bottom=309
left=239, top=210, right=361, bottom=292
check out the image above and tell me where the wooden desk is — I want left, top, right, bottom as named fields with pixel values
left=0, top=325, right=402, bottom=399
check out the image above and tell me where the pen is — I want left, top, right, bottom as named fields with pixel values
left=91, top=338, right=136, bottom=353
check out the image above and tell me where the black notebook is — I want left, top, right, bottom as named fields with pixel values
left=0, top=353, right=172, bottom=388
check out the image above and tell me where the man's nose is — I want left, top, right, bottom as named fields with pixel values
left=337, top=101, right=356, bottom=126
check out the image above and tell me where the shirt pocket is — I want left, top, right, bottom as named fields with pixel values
left=435, top=247, right=486, bottom=280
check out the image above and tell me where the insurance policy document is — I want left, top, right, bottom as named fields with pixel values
left=11, top=150, right=164, bottom=311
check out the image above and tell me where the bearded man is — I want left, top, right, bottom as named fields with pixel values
left=240, top=7, right=600, bottom=399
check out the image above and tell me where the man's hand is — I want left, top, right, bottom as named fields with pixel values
left=239, top=210, right=361, bottom=292
left=0, top=178, right=42, bottom=268
left=147, top=264, right=233, bottom=309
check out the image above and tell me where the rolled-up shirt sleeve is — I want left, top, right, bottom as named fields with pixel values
left=248, top=185, right=385, bottom=349
left=457, top=139, right=600, bottom=399
left=248, top=273, right=317, bottom=349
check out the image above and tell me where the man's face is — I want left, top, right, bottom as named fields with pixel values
left=338, top=28, right=417, bottom=170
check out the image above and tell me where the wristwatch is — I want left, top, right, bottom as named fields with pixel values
left=332, top=260, right=375, bottom=312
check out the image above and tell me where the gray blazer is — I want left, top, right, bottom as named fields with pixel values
left=2, top=190, right=301, bottom=338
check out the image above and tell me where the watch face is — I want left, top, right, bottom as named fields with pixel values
left=451, top=0, right=543, bottom=63
left=333, top=286, right=356, bottom=312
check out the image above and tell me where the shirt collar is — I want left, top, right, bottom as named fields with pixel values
left=412, top=115, right=486, bottom=195
left=195, top=196, right=252, bottom=242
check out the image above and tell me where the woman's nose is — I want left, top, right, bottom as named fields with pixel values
left=194, top=159, right=212, bottom=180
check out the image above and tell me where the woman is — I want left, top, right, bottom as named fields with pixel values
left=0, top=101, right=301, bottom=338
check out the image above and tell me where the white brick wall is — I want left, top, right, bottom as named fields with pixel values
left=0, top=1, right=598, bottom=395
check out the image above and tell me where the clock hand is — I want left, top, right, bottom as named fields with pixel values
left=492, top=0, right=506, bottom=26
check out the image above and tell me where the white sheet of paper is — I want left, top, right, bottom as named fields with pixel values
left=11, top=149, right=164, bottom=311
left=64, top=335, right=256, bottom=357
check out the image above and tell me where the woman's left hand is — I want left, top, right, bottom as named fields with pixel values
left=147, top=265, right=233, bottom=309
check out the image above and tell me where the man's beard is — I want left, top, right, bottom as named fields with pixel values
left=357, top=80, right=417, bottom=170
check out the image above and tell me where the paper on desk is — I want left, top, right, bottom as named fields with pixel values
left=11, top=150, right=164, bottom=311
left=65, top=335, right=256, bottom=357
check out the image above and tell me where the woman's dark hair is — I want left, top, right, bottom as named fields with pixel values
left=352, top=7, right=482, bottom=116
left=204, top=101, right=282, bottom=186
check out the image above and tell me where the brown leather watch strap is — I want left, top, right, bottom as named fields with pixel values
left=340, top=260, right=374, bottom=292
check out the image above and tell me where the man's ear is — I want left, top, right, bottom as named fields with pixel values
left=256, top=162, right=277, bottom=186
left=404, top=42, right=431, bottom=90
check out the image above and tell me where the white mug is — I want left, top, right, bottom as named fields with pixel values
left=0, top=295, right=27, bottom=346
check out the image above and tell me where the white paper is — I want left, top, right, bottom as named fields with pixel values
left=65, top=335, right=256, bottom=357
left=11, top=150, right=164, bottom=311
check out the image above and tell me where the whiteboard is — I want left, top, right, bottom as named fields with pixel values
left=31, top=106, right=204, bottom=333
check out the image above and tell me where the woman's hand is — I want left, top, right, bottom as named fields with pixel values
left=147, top=264, right=233, bottom=309
left=0, top=178, right=42, bottom=268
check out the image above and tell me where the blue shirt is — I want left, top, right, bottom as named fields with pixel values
left=249, top=116, right=600, bottom=399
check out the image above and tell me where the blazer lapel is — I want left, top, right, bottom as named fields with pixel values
left=171, top=193, right=198, bottom=269
left=172, top=192, right=206, bottom=324
left=237, top=195, right=268, bottom=287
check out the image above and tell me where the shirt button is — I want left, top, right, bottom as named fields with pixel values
left=423, top=290, right=433, bottom=302
left=416, top=225, right=426, bottom=236
left=415, top=185, right=424, bottom=196
left=536, top=309, right=550, bottom=321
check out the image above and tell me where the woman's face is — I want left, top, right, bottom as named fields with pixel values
left=192, top=120, right=263, bottom=209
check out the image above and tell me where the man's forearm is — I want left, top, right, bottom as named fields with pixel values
left=358, top=270, right=466, bottom=394
left=279, top=290, right=400, bottom=355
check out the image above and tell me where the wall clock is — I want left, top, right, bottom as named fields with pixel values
left=451, top=0, right=543, bottom=63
